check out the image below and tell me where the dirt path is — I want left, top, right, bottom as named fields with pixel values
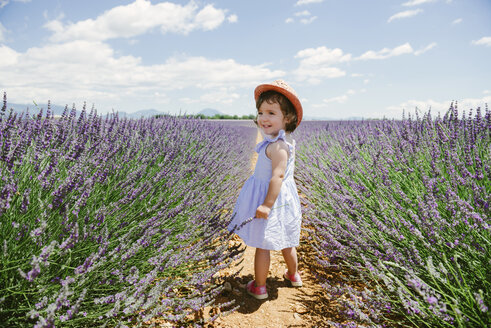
left=206, top=129, right=329, bottom=328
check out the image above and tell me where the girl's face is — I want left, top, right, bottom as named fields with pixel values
left=257, top=101, right=288, bottom=137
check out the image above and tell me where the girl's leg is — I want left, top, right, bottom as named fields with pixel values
left=254, top=248, right=270, bottom=286
left=281, top=247, right=298, bottom=276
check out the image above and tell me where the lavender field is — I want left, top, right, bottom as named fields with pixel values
left=294, top=105, right=490, bottom=327
left=0, top=95, right=256, bottom=327
left=1, top=94, right=489, bottom=327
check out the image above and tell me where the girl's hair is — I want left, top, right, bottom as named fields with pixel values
left=254, top=90, right=298, bottom=132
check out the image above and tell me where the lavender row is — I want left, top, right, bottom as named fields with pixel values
left=0, top=95, right=255, bottom=327
left=294, top=105, right=489, bottom=327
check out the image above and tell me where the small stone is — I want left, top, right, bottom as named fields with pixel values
left=224, top=282, right=232, bottom=292
left=295, top=304, right=309, bottom=314
left=293, top=313, right=301, bottom=320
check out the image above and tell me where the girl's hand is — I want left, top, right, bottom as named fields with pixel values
left=255, top=204, right=271, bottom=219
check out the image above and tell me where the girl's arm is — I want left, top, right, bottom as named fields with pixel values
left=255, top=141, right=289, bottom=219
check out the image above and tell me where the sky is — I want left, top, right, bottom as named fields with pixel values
left=0, top=0, right=490, bottom=119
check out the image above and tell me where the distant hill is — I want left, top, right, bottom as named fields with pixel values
left=4, top=102, right=229, bottom=119
left=303, top=115, right=365, bottom=121
left=198, top=108, right=224, bottom=117
left=124, top=109, right=164, bottom=118
left=4, top=103, right=366, bottom=120
left=4, top=102, right=68, bottom=116
left=2, top=102, right=169, bottom=118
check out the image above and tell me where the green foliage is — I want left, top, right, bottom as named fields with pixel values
left=0, top=105, right=254, bottom=327
left=185, top=113, right=256, bottom=120
left=295, top=107, right=490, bottom=327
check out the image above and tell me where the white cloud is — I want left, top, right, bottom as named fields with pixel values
left=295, top=10, right=311, bottom=17
left=388, top=9, right=423, bottom=23
left=414, top=42, right=437, bottom=55
left=294, top=43, right=426, bottom=83
left=296, top=46, right=351, bottom=66
left=471, top=37, right=491, bottom=47
left=295, top=0, right=324, bottom=5
left=460, top=96, right=491, bottom=110
left=0, top=40, right=284, bottom=109
left=0, top=22, right=7, bottom=42
left=357, top=43, right=414, bottom=60
left=0, top=45, right=20, bottom=66
left=182, top=88, right=240, bottom=105
left=402, top=0, right=436, bottom=6
left=227, top=14, right=238, bottom=23
left=322, top=89, right=356, bottom=104
left=452, top=18, right=462, bottom=24
left=194, top=4, right=227, bottom=31
left=387, top=99, right=449, bottom=113
left=294, top=47, right=349, bottom=83
left=162, top=57, right=284, bottom=89
left=300, top=16, right=317, bottom=24
left=294, top=66, right=345, bottom=84
left=287, top=10, right=316, bottom=24
left=323, top=94, right=348, bottom=104
left=357, top=42, right=434, bottom=59
left=0, top=0, right=31, bottom=9
left=386, top=95, right=491, bottom=118
left=43, top=9, right=62, bottom=21
left=45, top=0, right=230, bottom=42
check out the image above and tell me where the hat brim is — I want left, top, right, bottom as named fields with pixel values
left=254, top=84, right=303, bottom=126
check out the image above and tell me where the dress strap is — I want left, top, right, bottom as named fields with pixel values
left=255, top=129, right=294, bottom=155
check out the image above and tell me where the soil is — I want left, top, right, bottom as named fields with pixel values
left=202, top=130, right=334, bottom=328
left=206, top=238, right=337, bottom=328
left=147, top=128, right=402, bottom=328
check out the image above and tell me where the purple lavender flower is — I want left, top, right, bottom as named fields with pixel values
left=294, top=107, right=490, bottom=327
left=2, top=96, right=256, bottom=327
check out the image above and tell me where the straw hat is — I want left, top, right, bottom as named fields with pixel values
left=254, top=80, right=303, bottom=126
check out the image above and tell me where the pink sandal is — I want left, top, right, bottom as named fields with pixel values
left=246, top=280, right=268, bottom=300
left=283, top=269, right=303, bottom=287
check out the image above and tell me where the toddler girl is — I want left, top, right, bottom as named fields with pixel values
left=228, top=80, right=303, bottom=300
